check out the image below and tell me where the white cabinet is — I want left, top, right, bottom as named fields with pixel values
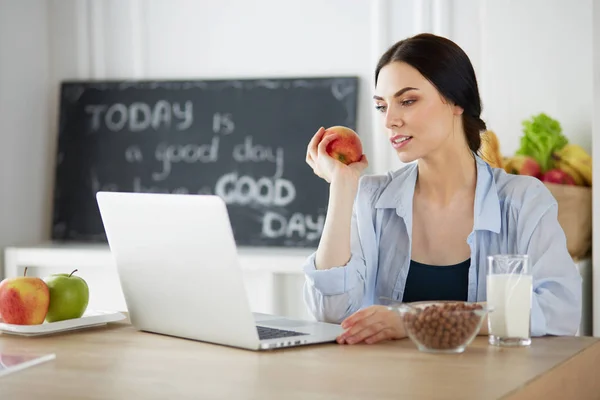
left=2, top=243, right=594, bottom=335
left=3, top=243, right=314, bottom=321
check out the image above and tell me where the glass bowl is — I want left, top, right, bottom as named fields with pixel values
left=390, top=301, right=490, bottom=354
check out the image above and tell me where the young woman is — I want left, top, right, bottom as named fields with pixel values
left=303, top=33, right=582, bottom=345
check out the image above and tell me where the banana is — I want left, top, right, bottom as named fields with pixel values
left=480, top=130, right=504, bottom=168
left=562, top=156, right=592, bottom=186
left=554, top=159, right=586, bottom=186
left=503, top=156, right=520, bottom=174
left=556, top=144, right=591, bottom=161
left=553, top=144, right=592, bottom=186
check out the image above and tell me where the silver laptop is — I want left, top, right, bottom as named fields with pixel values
left=96, top=191, right=343, bottom=351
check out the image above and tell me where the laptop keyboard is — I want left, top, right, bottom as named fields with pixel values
left=256, top=325, right=308, bottom=340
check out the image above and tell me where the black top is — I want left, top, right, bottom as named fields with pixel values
left=401, top=259, right=470, bottom=303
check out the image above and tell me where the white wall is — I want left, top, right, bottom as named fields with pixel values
left=476, top=0, right=593, bottom=157
left=48, top=0, right=375, bottom=154
left=0, top=0, right=52, bottom=248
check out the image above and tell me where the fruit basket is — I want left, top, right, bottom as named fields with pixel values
left=481, top=113, right=592, bottom=259
left=543, top=182, right=592, bottom=259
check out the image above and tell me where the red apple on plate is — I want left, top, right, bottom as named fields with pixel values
left=0, top=268, right=50, bottom=325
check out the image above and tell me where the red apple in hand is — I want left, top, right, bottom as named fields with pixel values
left=0, top=268, right=50, bottom=325
left=322, top=126, right=363, bottom=165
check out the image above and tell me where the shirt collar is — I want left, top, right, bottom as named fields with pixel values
left=374, top=154, right=501, bottom=233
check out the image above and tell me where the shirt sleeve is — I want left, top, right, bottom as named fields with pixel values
left=302, top=202, right=368, bottom=324
left=520, top=200, right=582, bottom=337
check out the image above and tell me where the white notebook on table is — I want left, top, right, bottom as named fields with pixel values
left=0, top=352, right=56, bottom=378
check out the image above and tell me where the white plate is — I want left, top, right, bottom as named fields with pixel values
left=0, top=310, right=126, bottom=336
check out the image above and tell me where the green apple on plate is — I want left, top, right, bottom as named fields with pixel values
left=43, top=269, right=89, bottom=323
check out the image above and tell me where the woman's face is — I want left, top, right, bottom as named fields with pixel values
left=374, top=61, right=464, bottom=163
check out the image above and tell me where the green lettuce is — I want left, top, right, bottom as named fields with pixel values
left=516, top=113, right=568, bottom=172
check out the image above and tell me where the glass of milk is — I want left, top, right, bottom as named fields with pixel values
left=486, top=254, right=532, bottom=347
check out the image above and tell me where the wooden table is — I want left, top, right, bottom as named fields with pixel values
left=1, top=320, right=599, bottom=399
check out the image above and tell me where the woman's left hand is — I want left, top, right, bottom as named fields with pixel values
left=337, top=305, right=407, bottom=345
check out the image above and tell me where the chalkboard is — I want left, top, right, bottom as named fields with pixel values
left=51, top=77, right=359, bottom=248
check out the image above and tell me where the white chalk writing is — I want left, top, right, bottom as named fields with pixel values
left=91, top=172, right=322, bottom=241
left=232, top=136, right=284, bottom=178
left=153, top=136, right=220, bottom=181
left=87, top=107, right=321, bottom=242
left=125, top=145, right=144, bottom=162
left=133, top=177, right=190, bottom=194
left=213, top=112, right=235, bottom=135
left=214, top=173, right=295, bottom=207
left=261, top=211, right=324, bottom=240
left=85, top=100, right=193, bottom=132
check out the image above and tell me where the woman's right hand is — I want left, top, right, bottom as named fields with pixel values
left=305, top=127, right=368, bottom=184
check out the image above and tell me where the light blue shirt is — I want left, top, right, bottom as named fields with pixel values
left=302, top=155, right=582, bottom=337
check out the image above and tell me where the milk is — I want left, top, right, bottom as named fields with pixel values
left=486, top=274, right=532, bottom=338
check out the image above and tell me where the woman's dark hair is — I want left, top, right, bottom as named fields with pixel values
left=375, top=33, right=486, bottom=153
